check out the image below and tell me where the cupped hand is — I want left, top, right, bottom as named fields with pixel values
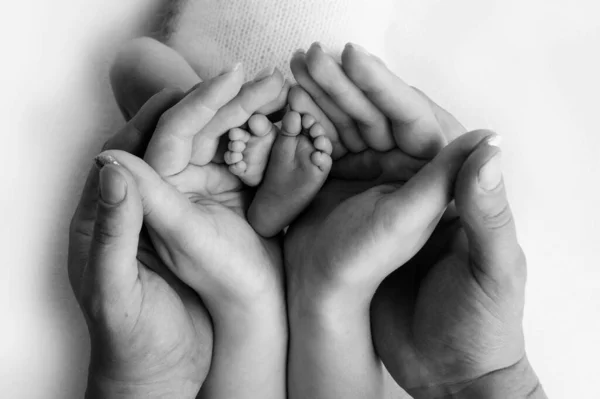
left=370, top=117, right=545, bottom=398
left=104, top=66, right=288, bottom=399
left=68, top=92, right=212, bottom=398
left=110, top=65, right=287, bottom=312
left=283, top=43, right=499, bottom=399
left=285, top=42, right=461, bottom=303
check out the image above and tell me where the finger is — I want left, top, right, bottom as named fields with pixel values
left=144, top=64, right=245, bottom=176
left=97, top=151, right=194, bottom=239
left=304, top=43, right=394, bottom=151
left=412, top=86, right=467, bottom=142
left=190, top=66, right=285, bottom=166
left=380, top=130, right=498, bottom=264
left=110, top=37, right=201, bottom=120
left=342, top=43, right=445, bottom=158
left=330, top=149, right=424, bottom=183
left=84, top=159, right=143, bottom=304
left=454, top=138, right=526, bottom=288
left=68, top=163, right=101, bottom=297
left=256, top=78, right=291, bottom=116
left=291, top=49, right=367, bottom=153
left=104, top=89, right=185, bottom=156
left=288, top=85, right=347, bottom=159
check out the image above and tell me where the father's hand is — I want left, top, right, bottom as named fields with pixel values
left=371, top=119, right=547, bottom=399
left=68, top=91, right=212, bottom=399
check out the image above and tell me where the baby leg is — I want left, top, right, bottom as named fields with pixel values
left=247, top=111, right=333, bottom=237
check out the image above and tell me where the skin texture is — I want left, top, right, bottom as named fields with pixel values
left=238, top=110, right=333, bottom=237
left=285, top=42, right=545, bottom=399
left=103, top=72, right=288, bottom=399
left=69, top=91, right=212, bottom=399
left=106, top=36, right=545, bottom=398
left=110, top=39, right=290, bottom=399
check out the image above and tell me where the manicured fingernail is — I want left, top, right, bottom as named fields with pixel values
left=222, top=62, right=242, bottom=75
left=94, top=154, right=120, bottom=169
left=478, top=152, right=503, bottom=191
left=99, top=165, right=127, bottom=204
left=254, top=66, right=275, bottom=81
left=486, top=134, right=503, bottom=147
left=347, top=42, right=370, bottom=55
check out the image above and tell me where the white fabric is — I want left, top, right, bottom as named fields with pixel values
left=169, top=0, right=395, bottom=80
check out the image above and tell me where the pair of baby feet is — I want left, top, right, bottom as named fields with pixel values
left=224, top=110, right=333, bottom=237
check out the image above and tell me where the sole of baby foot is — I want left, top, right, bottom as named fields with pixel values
left=248, top=111, right=333, bottom=237
left=225, top=114, right=278, bottom=187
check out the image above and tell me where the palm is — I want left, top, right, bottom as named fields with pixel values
left=102, top=232, right=212, bottom=388
left=149, top=161, right=282, bottom=303
left=371, top=220, right=525, bottom=397
left=285, top=149, right=425, bottom=288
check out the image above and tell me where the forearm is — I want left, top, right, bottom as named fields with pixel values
left=451, top=356, right=546, bottom=399
left=199, top=301, right=288, bottom=399
left=287, top=286, right=386, bottom=399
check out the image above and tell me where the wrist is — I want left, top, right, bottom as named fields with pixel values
left=287, top=261, right=372, bottom=323
left=86, top=370, right=198, bottom=399
left=452, top=356, right=546, bottom=399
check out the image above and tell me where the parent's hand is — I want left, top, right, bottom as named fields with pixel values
left=285, top=42, right=543, bottom=399
left=102, top=65, right=288, bottom=399
left=284, top=43, right=496, bottom=399
left=68, top=91, right=212, bottom=399
left=371, top=97, right=546, bottom=398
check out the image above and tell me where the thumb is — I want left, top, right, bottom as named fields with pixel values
left=376, top=130, right=497, bottom=275
left=84, top=158, right=143, bottom=303
left=95, top=150, right=196, bottom=242
left=454, top=139, right=527, bottom=289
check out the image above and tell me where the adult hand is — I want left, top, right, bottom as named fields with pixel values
left=284, top=43, right=491, bottom=399
left=68, top=91, right=213, bottom=399
left=285, top=42, right=544, bottom=399
left=103, top=65, right=288, bottom=399
left=370, top=108, right=546, bottom=398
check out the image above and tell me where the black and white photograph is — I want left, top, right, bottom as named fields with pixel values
left=2, top=0, right=598, bottom=398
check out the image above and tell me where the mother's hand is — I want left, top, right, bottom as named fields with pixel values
left=68, top=91, right=212, bottom=398
left=370, top=102, right=546, bottom=398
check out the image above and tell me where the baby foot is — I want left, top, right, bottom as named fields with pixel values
left=248, top=111, right=333, bottom=237
left=225, top=114, right=278, bottom=186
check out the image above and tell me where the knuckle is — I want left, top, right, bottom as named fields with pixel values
left=93, top=213, right=123, bottom=246
left=482, top=202, right=514, bottom=231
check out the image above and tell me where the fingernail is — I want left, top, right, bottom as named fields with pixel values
left=347, top=42, right=370, bottom=55
left=222, top=62, right=242, bottom=75
left=312, top=42, right=326, bottom=52
left=478, top=152, right=503, bottom=191
left=94, top=154, right=120, bottom=169
left=254, top=66, right=275, bottom=82
left=99, top=165, right=127, bottom=205
left=293, top=48, right=305, bottom=56
left=486, top=134, right=503, bottom=148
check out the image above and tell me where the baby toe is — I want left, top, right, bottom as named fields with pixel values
left=310, top=151, right=333, bottom=172
left=224, top=151, right=244, bottom=165
left=313, top=135, right=333, bottom=155
left=228, top=140, right=246, bottom=152
left=281, top=111, right=302, bottom=136
left=302, top=114, right=317, bottom=129
left=308, top=122, right=326, bottom=139
left=248, top=114, right=273, bottom=137
left=229, top=161, right=248, bottom=176
left=229, top=128, right=251, bottom=142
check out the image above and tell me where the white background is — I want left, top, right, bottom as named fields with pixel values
left=1, top=0, right=599, bottom=398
